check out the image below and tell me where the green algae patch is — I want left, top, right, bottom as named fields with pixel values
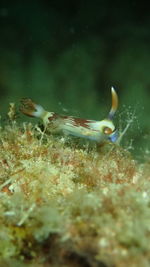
left=0, top=121, right=150, bottom=267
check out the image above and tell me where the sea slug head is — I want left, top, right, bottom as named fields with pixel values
left=100, top=87, right=119, bottom=142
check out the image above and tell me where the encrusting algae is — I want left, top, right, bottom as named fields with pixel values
left=0, top=102, right=149, bottom=267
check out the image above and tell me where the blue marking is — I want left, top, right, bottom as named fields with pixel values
left=108, top=130, right=118, bottom=143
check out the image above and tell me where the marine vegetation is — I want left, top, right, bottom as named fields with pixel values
left=0, top=102, right=149, bottom=267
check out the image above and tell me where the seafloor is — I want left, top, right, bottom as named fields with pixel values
left=0, top=116, right=150, bottom=267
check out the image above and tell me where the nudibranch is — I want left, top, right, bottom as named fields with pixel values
left=20, top=87, right=118, bottom=143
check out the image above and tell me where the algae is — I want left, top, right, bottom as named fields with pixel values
left=0, top=109, right=150, bottom=267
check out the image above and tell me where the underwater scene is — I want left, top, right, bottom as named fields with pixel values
left=0, top=1, right=150, bottom=266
